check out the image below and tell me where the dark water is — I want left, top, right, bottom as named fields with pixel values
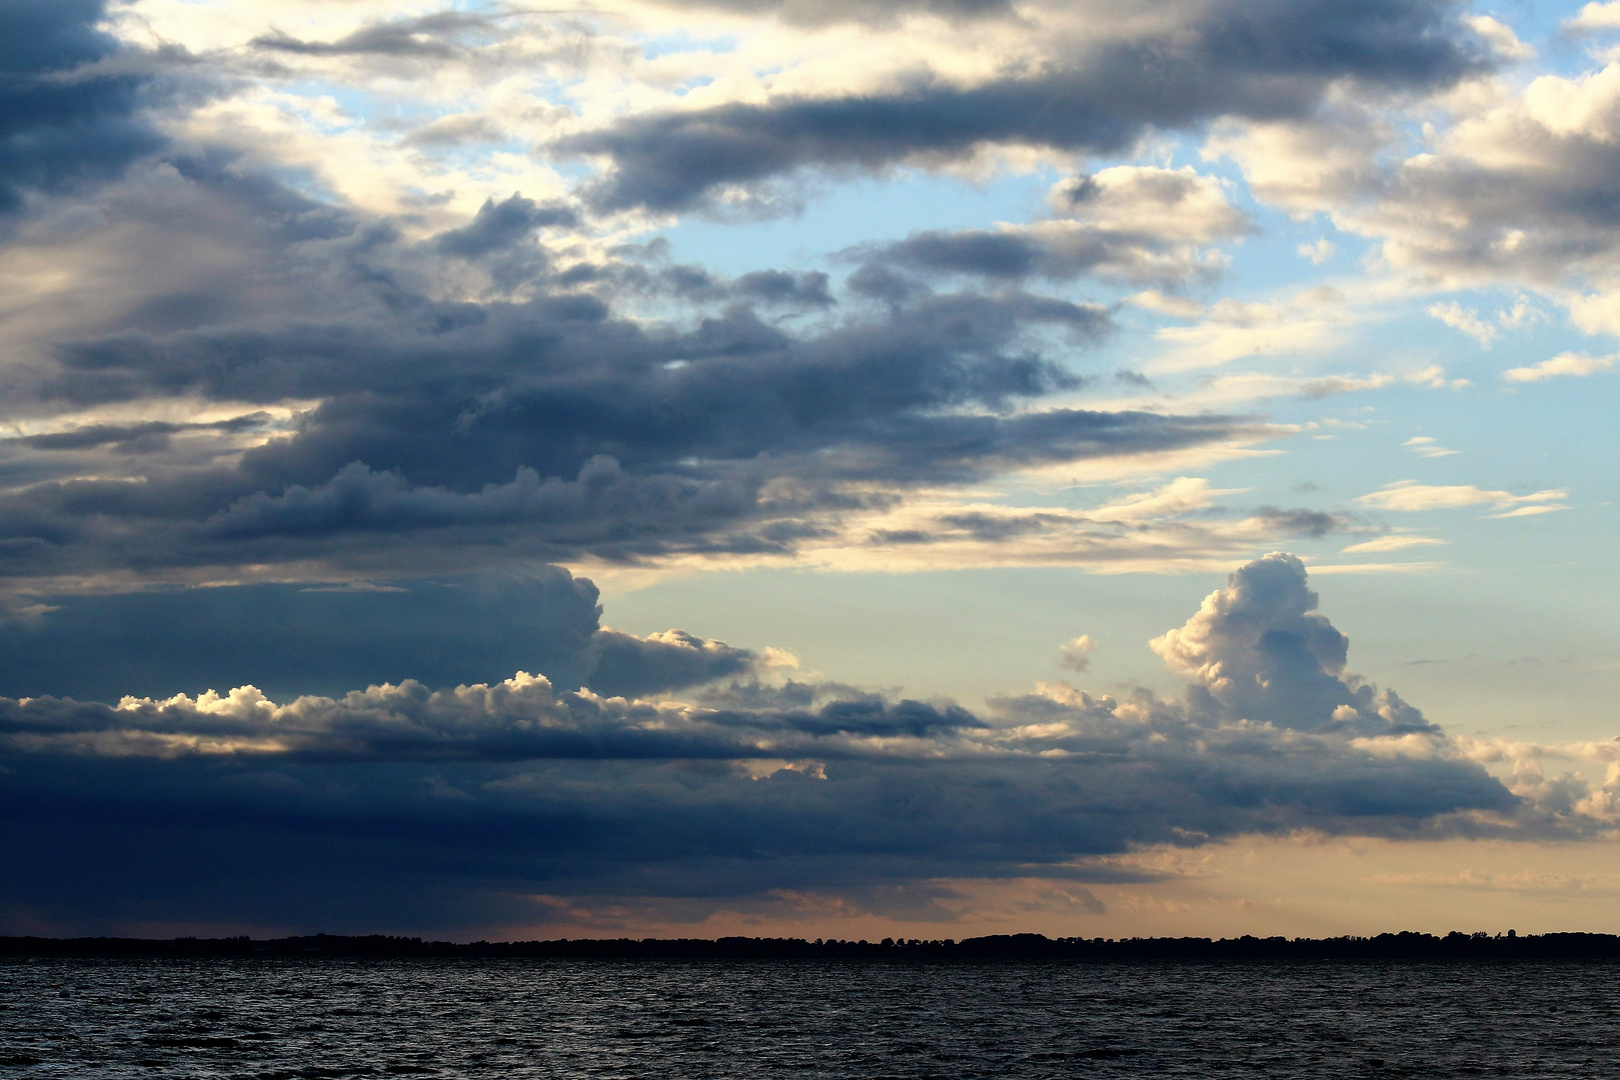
left=2, top=957, right=1615, bottom=1078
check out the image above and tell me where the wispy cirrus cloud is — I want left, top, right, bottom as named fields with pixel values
left=1503, top=351, right=1616, bottom=383
left=1354, top=481, right=1567, bottom=516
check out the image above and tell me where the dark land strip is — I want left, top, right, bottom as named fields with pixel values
left=5, top=931, right=1620, bottom=962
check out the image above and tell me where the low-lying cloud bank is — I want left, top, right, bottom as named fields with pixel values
left=3, top=554, right=1612, bottom=934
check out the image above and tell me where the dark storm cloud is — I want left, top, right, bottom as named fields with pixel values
left=585, top=628, right=759, bottom=699
left=0, top=402, right=1243, bottom=582
left=0, top=0, right=164, bottom=214
left=0, top=567, right=757, bottom=703
left=0, top=255, right=1260, bottom=582
left=0, top=137, right=1272, bottom=590
left=558, top=0, right=1492, bottom=211
left=0, top=555, right=1531, bottom=932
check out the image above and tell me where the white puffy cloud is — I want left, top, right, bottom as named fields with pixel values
left=1566, top=1, right=1620, bottom=34
left=1149, top=552, right=1433, bottom=734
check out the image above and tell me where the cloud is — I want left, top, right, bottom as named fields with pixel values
left=1403, top=436, right=1457, bottom=458
left=585, top=628, right=758, bottom=699
left=0, top=219, right=1275, bottom=589
left=557, top=0, right=1493, bottom=212
left=1565, top=2, right=1620, bottom=34
left=1147, top=291, right=1348, bottom=372
left=1427, top=301, right=1498, bottom=347
left=0, top=553, right=1535, bottom=931
left=1296, top=365, right=1465, bottom=399
left=1339, top=535, right=1446, bottom=554
left=0, top=0, right=165, bottom=214
left=1354, top=481, right=1566, bottom=515
left=1298, top=238, right=1336, bottom=264
left=1149, top=552, right=1436, bottom=735
left=789, top=476, right=1348, bottom=575
left=0, top=567, right=758, bottom=704
left=1334, top=57, right=1620, bottom=303
left=249, top=10, right=510, bottom=61
left=432, top=194, right=577, bottom=259
left=643, top=0, right=1018, bottom=26
left=1057, top=634, right=1094, bottom=672
left=1503, top=352, right=1616, bottom=383
left=853, top=167, right=1250, bottom=289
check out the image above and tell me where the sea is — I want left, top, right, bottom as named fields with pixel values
left=2, top=956, right=1614, bottom=1077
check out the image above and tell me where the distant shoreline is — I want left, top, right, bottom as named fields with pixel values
left=6, top=931, right=1620, bottom=962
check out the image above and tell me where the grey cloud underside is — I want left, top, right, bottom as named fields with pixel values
left=0, top=156, right=1250, bottom=587
left=854, top=224, right=1226, bottom=290
left=250, top=11, right=513, bottom=60
left=559, top=0, right=1491, bottom=211
left=1379, top=136, right=1620, bottom=279
left=0, top=0, right=164, bottom=215
left=2, top=414, right=271, bottom=455
left=4, top=206, right=1253, bottom=577
left=0, top=555, right=1519, bottom=930
left=0, top=400, right=1241, bottom=578
left=0, top=569, right=754, bottom=704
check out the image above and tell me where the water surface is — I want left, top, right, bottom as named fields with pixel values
left=2, top=957, right=1613, bottom=1077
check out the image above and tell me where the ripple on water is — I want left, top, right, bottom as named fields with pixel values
left=0, top=958, right=1617, bottom=1078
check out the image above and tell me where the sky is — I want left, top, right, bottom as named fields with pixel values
left=1, top=0, right=1619, bottom=941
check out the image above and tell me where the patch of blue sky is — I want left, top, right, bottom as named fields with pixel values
left=639, top=31, right=739, bottom=60
left=277, top=79, right=400, bottom=132
left=672, top=76, right=715, bottom=97
left=1499, top=0, right=1616, bottom=77
left=654, top=165, right=1066, bottom=278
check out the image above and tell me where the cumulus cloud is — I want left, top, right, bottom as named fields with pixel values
left=0, top=0, right=1603, bottom=936
left=1333, top=58, right=1620, bottom=305
left=0, top=219, right=1271, bottom=589
left=1565, top=1, right=1620, bottom=34
left=0, top=567, right=758, bottom=704
left=1150, top=552, right=1435, bottom=735
left=0, top=554, right=1538, bottom=930
left=1057, top=634, right=1094, bottom=672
